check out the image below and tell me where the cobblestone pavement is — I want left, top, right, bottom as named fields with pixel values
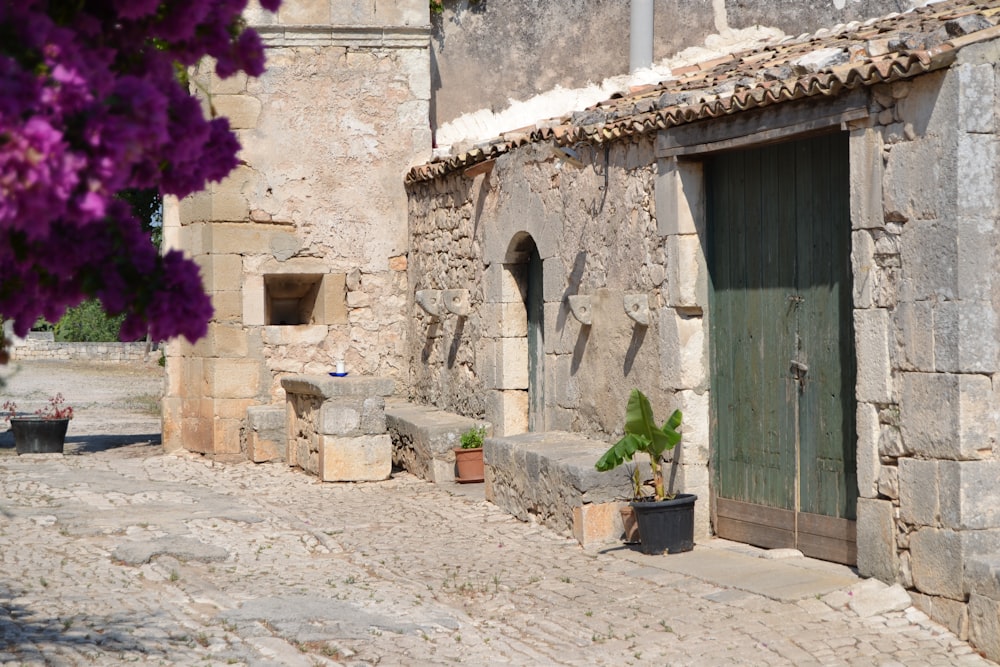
left=0, top=449, right=992, bottom=667
left=0, top=362, right=994, bottom=666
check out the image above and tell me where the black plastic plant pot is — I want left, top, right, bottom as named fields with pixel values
left=10, top=418, right=70, bottom=454
left=630, top=493, right=697, bottom=555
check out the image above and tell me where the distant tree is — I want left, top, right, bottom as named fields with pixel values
left=0, top=0, right=281, bottom=358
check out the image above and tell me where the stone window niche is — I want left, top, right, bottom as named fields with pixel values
left=264, top=273, right=323, bottom=326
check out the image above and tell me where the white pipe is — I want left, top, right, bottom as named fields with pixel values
left=630, top=0, right=654, bottom=73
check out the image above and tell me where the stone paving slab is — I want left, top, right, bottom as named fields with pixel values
left=0, top=444, right=994, bottom=666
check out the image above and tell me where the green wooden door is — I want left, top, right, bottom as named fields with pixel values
left=707, top=133, right=857, bottom=565
left=527, top=244, right=545, bottom=432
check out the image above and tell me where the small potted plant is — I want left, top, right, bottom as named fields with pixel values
left=596, top=389, right=696, bottom=555
left=4, top=393, right=74, bottom=454
left=454, top=424, right=486, bottom=483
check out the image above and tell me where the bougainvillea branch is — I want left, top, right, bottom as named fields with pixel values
left=0, top=0, right=281, bottom=349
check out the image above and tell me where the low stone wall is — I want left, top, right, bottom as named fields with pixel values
left=10, top=334, right=157, bottom=363
left=485, top=431, right=638, bottom=546
left=386, top=400, right=490, bottom=484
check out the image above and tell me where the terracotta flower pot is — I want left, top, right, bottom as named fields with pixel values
left=454, top=446, right=484, bottom=483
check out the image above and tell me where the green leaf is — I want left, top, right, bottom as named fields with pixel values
left=594, top=390, right=683, bottom=472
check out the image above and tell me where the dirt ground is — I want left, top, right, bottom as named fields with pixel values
left=0, top=359, right=164, bottom=455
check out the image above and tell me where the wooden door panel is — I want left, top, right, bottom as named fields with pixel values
left=709, top=132, right=857, bottom=565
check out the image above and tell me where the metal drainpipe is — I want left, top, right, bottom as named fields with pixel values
left=630, top=0, right=654, bottom=73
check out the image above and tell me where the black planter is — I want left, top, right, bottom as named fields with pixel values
left=631, top=493, right=697, bottom=555
left=9, top=418, right=70, bottom=454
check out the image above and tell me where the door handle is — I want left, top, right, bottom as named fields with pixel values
left=790, top=360, right=808, bottom=373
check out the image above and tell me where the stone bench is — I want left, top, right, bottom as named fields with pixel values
left=484, top=431, right=642, bottom=547
left=385, top=400, right=490, bottom=484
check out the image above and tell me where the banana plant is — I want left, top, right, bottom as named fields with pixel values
left=595, top=389, right=682, bottom=501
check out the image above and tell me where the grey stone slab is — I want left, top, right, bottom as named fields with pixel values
left=112, top=538, right=230, bottom=565
left=280, top=375, right=394, bottom=399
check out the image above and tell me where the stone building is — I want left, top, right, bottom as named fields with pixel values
left=405, top=0, right=1000, bottom=658
left=161, top=0, right=430, bottom=457
left=165, top=0, right=1000, bottom=659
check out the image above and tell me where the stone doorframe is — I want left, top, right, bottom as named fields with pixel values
left=481, top=186, right=561, bottom=435
left=652, top=91, right=878, bottom=550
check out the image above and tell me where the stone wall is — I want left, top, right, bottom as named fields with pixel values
left=10, top=335, right=157, bottom=363
left=852, top=40, right=1000, bottom=648
left=162, top=0, right=431, bottom=457
left=430, top=0, right=920, bottom=130
left=407, top=134, right=712, bottom=536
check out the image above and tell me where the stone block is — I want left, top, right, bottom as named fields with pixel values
left=664, top=235, right=707, bottom=309
left=910, top=527, right=964, bottom=600
left=933, top=300, right=999, bottom=373
left=674, top=389, right=709, bottom=464
left=261, top=325, right=329, bottom=347
left=205, top=223, right=298, bottom=256
left=329, top=0, right=375, bottom=24
left=659, top=308, right=707, bottom=391
left=854, top=309, right=891, bottom=403
left=485, top=389, right=528, bottom=436
left=957, top=132, right=998, bottom=219
left=855, top=498, right=898, bottom=584
left=900, top=220, right=958, bottom=301
left=213, top=94, right=261, bottom=130
left=939, top=460, right=1000, bottom=530
left=279, top=0, right=330, bottom=24
left=310, top=272, right=347, bottom=325
left=192, top=324, right=248, bottom=358
left=851, top=231, right=876, bottom=309
left=655, top=157, right=704, bottom=237
left=894, top=301, right=934, bottom=371
left=898, top=457, right=939, bottom=526
left=883, top=127, right=954, bottom=223
left=280, top=375, right=394, bottom=400
left=956, top=217, right=997, bottom=301
left=856, top=402, right=880, bottom=499
left=970, top=593, right=1000, bottom=664
left=195, top=253, right=243, bottom=293
left=212, top=418, right=243, bottom=456
left=243, top=274, right=265, bottom=326
left=161, top=397, right=183, bottom=453
left=482, top=301, right=528, bottom=339
left=572, top=502, right=623, bottom=548
left=849, top=127, right=884, bottom=230
left=900, top=372, right=996, bottom=460
left=910, top=591, right=969, bottom=640
left=320, top=434, right=391, bottom=482
left=244, top=405, right=285, bottom=463
left=877, top=465, right=899, bottom=499
left=497, top=337, right=528, bottom=390
left=204, top=359, right=261, bottom=399
left=211, top=192, right=250, bottom=222
left=848, top=583, right=912, bottom=618
left=368, top=0, right=426, bottom=28
left=213, top=290, right=243, bottom=323
left=320, top=401, right=362, bottom=436
left=483, top=263, right=525, bottom=304
left=360, top=397, right=387, bottom=434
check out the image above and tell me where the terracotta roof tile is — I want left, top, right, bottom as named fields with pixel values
left=407, top=0, right=1000, bottom=185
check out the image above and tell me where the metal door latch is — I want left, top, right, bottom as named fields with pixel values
left=790, top=360, right=808, bottom=390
